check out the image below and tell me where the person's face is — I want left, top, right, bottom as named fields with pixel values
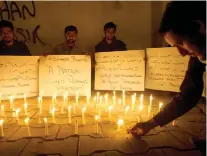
left=164, top=31, right=206, bottom=61
left=65, top=31, right=77, bottom=46
left=105, top=28, right=116, bottom=40
left=0, top=27, right=14, bottom=43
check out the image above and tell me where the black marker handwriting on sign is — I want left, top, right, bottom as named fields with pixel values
left=57, top=66, right=79, bottom=75
left=0, top=1, right=35, bottom=21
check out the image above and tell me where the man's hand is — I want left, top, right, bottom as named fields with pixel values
left=127, top=119, right=158, bottom=136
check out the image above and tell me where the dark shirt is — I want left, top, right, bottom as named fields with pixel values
left=154, top=57, right=206, bottom=126
left=95, top=38, right=127, bottom=52
left=0, top=40, right=31, bottom=56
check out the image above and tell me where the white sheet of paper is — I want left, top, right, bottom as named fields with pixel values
left=145, top=47, right=190, bottom=92
left=95, top=50, right=145, bottom=91
left=0, top=56, right=39, bottom=100
left=39, top=55, right=91, bottom=96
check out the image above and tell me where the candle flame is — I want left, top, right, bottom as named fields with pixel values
left=16, top=108, right=20, bottom=113
left=125, top=106, right=129, bottom=112
left=24, top=103, right=28, bottom=108
left=44, top=118, right=47, bottom=123
left=93, top=96, right=97, bottom=101
left=82, top=107, right=86, bottom=113
left=150, top=95, right=153, bottom=100
left=95, top=115, right=99, bottom=121
left=159, top=102, right=163, bottom=109
left=24, top=118, right=29, bottom=124
left=108, top=106, right=113, bottom=111
left=52, top=107, right=55, bottom=114
left=38, top=97, right=41, bottom=103
left=1, top=105, right=4, bottom=109
left=0, top=119, right=3, bottom=125
left=118, top=119, right=124, bottom=126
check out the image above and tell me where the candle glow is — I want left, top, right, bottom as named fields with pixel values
left=82, top=107, right=86, bottom=125
left=159, top=102, right=163, bottom=112
left=1, top=105, right=4, bottom=117
left=44, top=117, right=49, bottom=136
left=0, top=119, right=4, bottom=137
left=117, top=119, right=124, bottom=131
left=52, top=107, right=56, bottom=123
left=24, top=118, right=31, bottom=136
left=95, top=115, right=99, bottom=134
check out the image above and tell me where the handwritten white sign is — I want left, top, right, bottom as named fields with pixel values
left=95, top=50, right=145, bottom=91
left=0, top=56, right=39, bottom=100
left=39, top=55, right=91, bottom=96
left=145, top=47, right=190, bottom=92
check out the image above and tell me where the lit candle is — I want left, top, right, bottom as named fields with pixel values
left=139, top=94, right=144, bottom=112
left=76, top=91, right=79, bottom=105
left=149, top=95, right=153, bottom=107
left=40, top=91, right=43, bottom=103
left=117, top=119, right=124, bottom=131
left=118, top=99, right=122, bottom=105
left=122, top=90, right=125, bottom=106
left=86, top=91, right=90, bottom=105
left=24, top=118, right=31, bottom=136
left=104, top=94, right=108, bottom=105
left=24, top=103, right=28, bottom=116
left=0, top=93, right=2, bottom=104
left=159, top=102, right=163, bottom=112
left=73, top=102, right=76, bottom=115
left=113, top=91, right=116, bottom=105
left=61, top=93, right=67, bottom=114
left=0, top=120, right=4, bottom=137
left=147, top=106, right=151, bottom=118
left=24, top=93, right=27, bottom=103
left=1, top=105, right=4, bottom=117
left=131, top=95, right=136, bottom=111
left=125, top=106, right=129, bottom=117
left=52, top=93, right=57, bottom=106
left=108, top=106, right=112, bottom=122
left=16, top=108, right=20, bottom=124
left=82, top=107, right=86, bottom=125
left=96, top=92, right=100, bottom=104
left=10, top=96, right=14, bottom=109
left=98, top=109, right=101, bottom=122
left=52, top=107, right=56, bottom=123
left=95, top=115, right=99, bottom=134
left=99, top=96, right=103, bottom=105
left=75, top=120, right=79, bottom=135
left=38, top=97, right=42, bottom=115
left=68, top=105, right=72, bottom=124
left=44, top=118, right=48, bottom=136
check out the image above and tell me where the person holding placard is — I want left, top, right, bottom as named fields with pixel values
left=52, top=25, right=88, bottom=55
left=128, top=1, right=206, bottom=154
left=0, top=20, right=31, bottom=56
left=95, top=22, right=127, bottom=52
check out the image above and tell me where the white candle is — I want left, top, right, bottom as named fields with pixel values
left=75, top=120, right=79, bottom=135
left=38, top=97, right=42, bottom=115
left=73, top=102, right=76, bottom=115
left=104, top=94, right=108, bottom=105
left=68, top=105, right=72, bottom=124
left=52, top=107, right=56, bottom=123
left=117, top=119, right=124, bottom=131
left=125, top=106, right=129, bottom=117
left=147, top=106, right=151, bottom=118
left=0, top=120, right=4, bottom=137
left=149, top=95, right=153, bottom=107
left=118, top=99, right=122, bottom=105
left=0, top=93, right=2, bottom=104
left=82, top=107, right=86, bottom=125
left=1, top=105, right=4, bottom=117
left=86, top=91, right=90, bottom=105
left=52, top=93, right=57, bottom=106
left=122, top=90, right=125, bottom=106
left=159, top=102, right=163, bottom=112
left=96, top=92, right=100, bottom=104
left=76, top=91, right=79, bottom=105
left=24, top=103, right=28, bottom=116
left=16, top=108, right=20, bottom=124
left=40, top=91, right=43, bottom=103
left=95, top=115, right=99, bottom=134
left=44, top=118, right=48, bottom=136
left=99, top=96, right=103, bottom=105
left=139, top=94, right=144, bottom=112
left=24, top=93, right=27, bottom=103
left=131, top=95, right=136, bottom=111
left=61, top=94, right=67, bottom=114
left=108, top=106, right=112, bottom=122
left=113, top=91, right=116, bottom=105
left=24, top=118, right=31, bottom=136
left=10, top=96, right=14, bottom=109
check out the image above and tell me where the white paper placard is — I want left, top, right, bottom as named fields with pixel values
left=39, top=55, right=91, bottom=96
left=95, top=50, right=145, bottom=91
left=145, top=47, right=190, bottom=92
left=0, top=56, right=39, bottom=100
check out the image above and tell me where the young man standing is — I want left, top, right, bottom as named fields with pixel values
left=95, top=22, right=127, bottom=52
left=128, top=1, right=206, bottom=154
left=0, top=20, right=31, bottom=56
